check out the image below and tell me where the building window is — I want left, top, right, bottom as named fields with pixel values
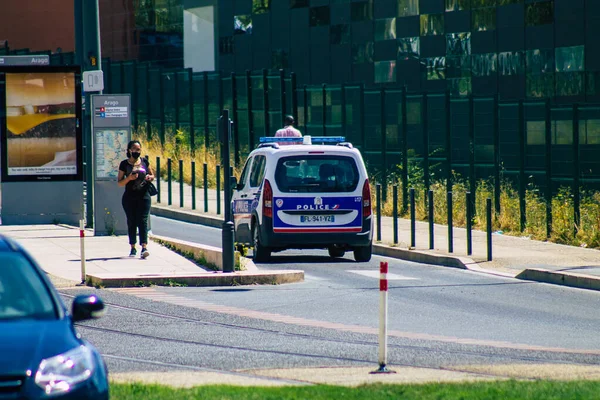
left=398, top=0, right=419, bottom=17
left=472, top=7, right=496, bottom=31
left=252, top=0, right=270, bottom=14
left=448, top=78, right=471, bottom=96
left=420, top=14, right=444, bottom=36
left=398, top=37, right=420, bottom=60
left=219, top=37, right=234, bottom=54
left=446, top=55, right=471, bottom=78
left=446, top=0, right=470, bottom=12
left=424, top=57, right=446, bottom=80
left=331, top=24, right=350, bottom=45
left=588, top=72, right=600, bottom=96
left=555, top=46, right=584, bottom=73
left=472, top=53, right=497, bottom=77
left=375, top=61, right=397, bottom=83
left=471, top=0, right=496, bottom=8
left=375, top=18, right=397, bottom=41
left=498, top=51, right=524, bottom=76
left=234, top=15, right=252, bottom=35
left=526, top=49, right=555, bottom=97
left=290, top=0, right=308, bottom=8
left=352, top=42, right=374, bottom=63
left=272, top=49, right=289, bottom=69
left=447, top=33, right=471, bottom=56
left=351, top=1, right=373, bottom=22
left=310, top=6, right=330, bottom=27
left=526, top=1, right=553, bottom=26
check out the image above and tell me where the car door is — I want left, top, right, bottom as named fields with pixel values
left=232, top=156, right=254, bottom=243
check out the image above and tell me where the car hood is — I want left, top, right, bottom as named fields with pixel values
left=0, top=319, right=81, bottom=375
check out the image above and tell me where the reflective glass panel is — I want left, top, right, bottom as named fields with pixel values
left=472, top=53, right=497, bottom=77
left=446, top=33, right=471, bottom=56
left=448, top=78, right=471, bottom=96
left=555, top=46, right=584, bottom=72
left=375, top=18, right=397, bottom=41
left=556, top=72, right=584, bottom=96
left=471, top=0, right=496, bottom=8
left=526, top=1, right=553, bottom=26
left=552, top=120, right=572, bottom=145
left=472, top=7, right=496, bottom=31
left=331, top=24, right=350, bottom=45
left=526, top=121, right=545, bottom=145
left=446, top=0, right=470, bottom=11
left=310, top=6, right=330, bottom=26
left=234, top=15, right=252, bottom=35
left=498, top=51, right=524, bottom=76
left=398, top=37, right=420, bottom=60
left=252, top=0, right=270, bottom=14
left=580, top=120, right=600, bottom=145
left=525, top=49, right=554, bottom=75
left=375, top=61, right=397, bottom=83
left=352, top=42, right=374, bottom=63
left=446, top=55, right=471, bottom=78
left=424, top=57, right=446, bottom=80
left=398, top=0, right=419, bottom=17
left=587, top=72, right=600, bottom=96
left=420, top=14, right=444, bottom=36
left=526, top=73, right=554, bottom=98
left=351, top=1, right=373, bottom=22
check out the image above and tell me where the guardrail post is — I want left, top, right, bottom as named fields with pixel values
left=487, top=198, right=492, bottom=261
left=392, top=185, right=398, bottom=245
left=203, top=163, right=208, bottom=212
left=376, top=183, right=382, bottom=242
left=410, top=188, right=415, bottom=248
left=447, top=191, right=453, bottom=253
left=156, top=156, right=161, bottom=203
left=179, top=159, right=184, bottom=208
left=466, top=191, right=472, bottom=256
left=428, top=190, right=434, bottom=250
left=191, top=161, right=196, bottom=210
left=216, top=164, right=221, bottom=215
left=167, top=158, right=172, bottom=206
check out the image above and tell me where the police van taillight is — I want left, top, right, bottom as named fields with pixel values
left=263, top=179, right=273, bottom=218
left=362, top=179, right=371, bottom=217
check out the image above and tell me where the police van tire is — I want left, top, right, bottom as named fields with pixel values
left=252, top=224, right=271, bottom=263
left=328, top=247, right=345, bottom=258
left=353, top=244, right=372, bottom=262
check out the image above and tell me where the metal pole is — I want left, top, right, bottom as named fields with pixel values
left=428, top=190, right=434, bottom=250
left=493, top=95, right=500, bottom=215
left=189, top=68, right=195, bottom=155
left=487, top=198, right=492, bottom=261
left=203, top=71, right=209, bottom=148
left=203, top=163, right=208, bottom=213
left=191, top=161, right=196, bottom=210
left=179, top=159, right=184, bottom=208
left=545, top=99, right=552, bottom=238
left=447, top=191, right=453, bottom=253
left=573, top=103, right=580, bottom=238
left=401, top=86, right=408, bottom=214
left=381, top=87, right=387, bottom=202
left=231, top=72, right=240, bottom=167
left=79, top=219, right=86, bottom=284
left=155, top=156, right=161, bottom=203
left=423, top=93, right=429, bottom=194
left=469, top=95, right=476, bottom=216
left=167, top=158, right=172, bottom=206
left=410, top=188, right=415, bottom=248
left=370, top=261, right=395, bottom=374
left=466, top=191, right=472, bottom=256
left=518, top=100, right=526, bottom=232
left=216, top=164, right=221, bottom=215
left=221, top=110, right=234, bottom=273
left=393, top=185, right=398, bottom=245
left=376, top=184, right=382, bottom=242
left=445, top=90, right=452, bottom=194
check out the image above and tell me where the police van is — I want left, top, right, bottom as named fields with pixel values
left=232, top=136, right=373, bottom=263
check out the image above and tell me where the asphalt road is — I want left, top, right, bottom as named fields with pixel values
left=66, top=215, right=600, bottom=378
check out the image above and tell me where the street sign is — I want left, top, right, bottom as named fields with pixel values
left=83, top=70, right=104, bottom=92
left=0, top=55, right=49, bottom=66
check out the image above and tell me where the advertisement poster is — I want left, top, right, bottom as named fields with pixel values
left=2, top=68, right=81, bottom=181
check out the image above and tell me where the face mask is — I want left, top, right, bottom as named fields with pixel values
left=131, top=152, right=141, bottom=159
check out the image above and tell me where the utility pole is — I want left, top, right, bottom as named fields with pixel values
left=74, top=0, right=102, bottom=227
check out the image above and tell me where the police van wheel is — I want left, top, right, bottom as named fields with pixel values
left=353, top=244, right=372, bottom=262
left=328, top=247, right=345, bottom=258
left=252, top=224, right=271, bottom=263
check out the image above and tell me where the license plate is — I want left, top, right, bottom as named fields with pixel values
left=300, top=215, right=335, bottom=223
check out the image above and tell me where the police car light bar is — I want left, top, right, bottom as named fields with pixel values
left=259, top=136, right=346, bottom=145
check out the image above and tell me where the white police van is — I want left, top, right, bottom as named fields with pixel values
left=232, top=136, right=373, bottom=263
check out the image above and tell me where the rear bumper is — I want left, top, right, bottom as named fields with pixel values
left=260, top=216, right=373, bottom=250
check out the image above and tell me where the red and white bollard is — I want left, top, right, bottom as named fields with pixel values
left=80, top=220, right=86, bottom=284
left=372, top=261, right=395, bottom=374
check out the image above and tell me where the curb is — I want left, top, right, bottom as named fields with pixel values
left=373, top=244, right=471, bottom=270
left=516, top=268, right=600, bottom=292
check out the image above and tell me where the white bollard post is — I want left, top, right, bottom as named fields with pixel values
left=371, top=261, right=395, bottom=374
left=80, top=220, right=86, bottom=284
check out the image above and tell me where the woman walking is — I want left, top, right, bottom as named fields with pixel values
left=117, top=140, right=155, bottom=258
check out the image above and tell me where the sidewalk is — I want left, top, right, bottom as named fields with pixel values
left=151, top=179, right=600, bottom=292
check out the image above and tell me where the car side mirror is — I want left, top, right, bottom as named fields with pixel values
left=72, top=295, right=105, bottom=322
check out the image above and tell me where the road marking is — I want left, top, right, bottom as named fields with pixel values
left=347, top=270, right=417, bottom=280
left=111, top=287, right=600, bottom=356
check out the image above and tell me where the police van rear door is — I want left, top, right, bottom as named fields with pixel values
left=272, top=154, right=363, bottom=233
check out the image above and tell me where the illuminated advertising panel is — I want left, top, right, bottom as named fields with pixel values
left=0, top=66, right=82, bottom=182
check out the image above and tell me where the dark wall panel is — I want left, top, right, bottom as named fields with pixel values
left=555, top=0, right=584, bottom=48
left=310, top=26, right=331, bottom=83
left=290, top=8, right=311, bottom=84
left=330, top=45, right=352, bottom=84
left=252, top=14, right=271, bottom=70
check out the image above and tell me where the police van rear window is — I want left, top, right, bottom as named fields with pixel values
left=274, top=156, right=359, bottom=193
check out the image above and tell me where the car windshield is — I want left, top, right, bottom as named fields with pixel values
left=275, top=155, right=359, bottom=193
left=0, top=253, right=57, bottom=320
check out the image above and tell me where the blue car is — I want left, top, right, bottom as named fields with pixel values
left=0, top=236, right=109, bottom=399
